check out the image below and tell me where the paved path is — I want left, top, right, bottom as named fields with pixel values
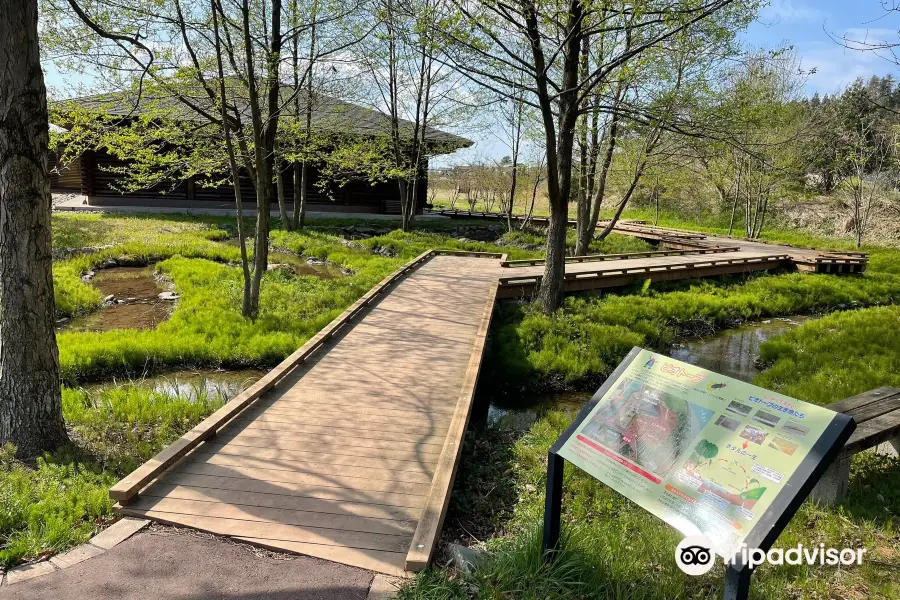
left=0, top=529, right=374, bottom=600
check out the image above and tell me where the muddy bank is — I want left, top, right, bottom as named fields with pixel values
left=61, top=264, right=177, bottom=332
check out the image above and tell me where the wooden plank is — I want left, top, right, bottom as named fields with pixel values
left=156, top=472, right=426, bottom=508
left=263, top=396, right=458, bottom=414
left=828, top=386, right=900, bottom=415
left=500, top=247, right=739, bottom=268
left=117, top=510, right=411, bottom=552
left=125, top=496, right=417, bottom=536
left=248, top=403, right=456, bottom=423
left=234, top=537, right=408, bottom=577
left=189, top=449, right=433, bottom=478
left=109, top=250, right=436, bottom=504
left=139, top=483, right=421, bottom=521
left=171, top=460, right=433, bottom=496
left=405, top=280, right=498, bottom=571
left=215, top=428, right=446, bottom=453
left=229, top=408, right=450, bottom=435
left=214, top=426, right=446, bottom=453
left=186, top=451, right=434, bottom=483
left=843, top=394, right=900, bottom=423
left=841, top=408, right=900, bottom=455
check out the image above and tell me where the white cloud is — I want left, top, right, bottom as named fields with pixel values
left=798, top=39, right=898, bottom=94
left=759, top=0, right=827, bottom=25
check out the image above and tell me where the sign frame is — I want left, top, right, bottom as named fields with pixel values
left=541, top=347, right=856, bottom=600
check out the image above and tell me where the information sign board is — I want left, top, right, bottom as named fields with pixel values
left=542, top=347, right=856, bottom=600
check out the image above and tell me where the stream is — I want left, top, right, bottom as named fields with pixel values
left=483, top=316, right=811, bottom=431
left=83, top=368, right=268, bottom=403
left=61, top=265, right=175, bottom=332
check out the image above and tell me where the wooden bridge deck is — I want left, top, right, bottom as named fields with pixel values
left=114, top=254, right=501, bottom=575
left=108, top=223, right=868, bottom=576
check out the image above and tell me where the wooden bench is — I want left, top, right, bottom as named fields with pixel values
left=809, top=386, right=900, bottom=506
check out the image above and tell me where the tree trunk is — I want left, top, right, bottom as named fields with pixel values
left=276, top=161, right=290, bottom=228
left=531, top=0, right=582, bottom=313
left=292, top=0, right=315, bottom=230
left=212, top=0, right=252, bottom=317
left=595, top=130, right=660, bottom=241
left=0, top=0, right=68, bottom=457
left=507, top=160, right=518, bottom=232
left=654, top=176, right=660, bottom=225
left=727, top=156, right=742, bottom=236
left=581, top=109, right=621, bottom=249
left=293, top=161, right=307, bottom=229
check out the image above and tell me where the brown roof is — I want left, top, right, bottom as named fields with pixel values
left=56, top=86, right=471, bottom=151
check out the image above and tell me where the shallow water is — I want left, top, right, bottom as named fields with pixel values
left=670, top=316, right=810, bottom=382
left=481, top=317, right=812, bottom=430
left=224, top=240, right=345, bottom=279
left=484, top=391, right=593, bottom=430
left=61, top=266, right=174, bottom=332
left=85, top=368, right=267, bottom=403
left=267, top=251, right=345, bottom=279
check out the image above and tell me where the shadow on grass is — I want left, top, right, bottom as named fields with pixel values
left=436, top=424, right=520, bottom=558
left=843, top=451, right=900, bottom=526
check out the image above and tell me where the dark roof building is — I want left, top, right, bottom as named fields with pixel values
left=50, top=89, right=471, bottom=215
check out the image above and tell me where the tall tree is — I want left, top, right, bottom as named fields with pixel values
left=0, top=0, right=68, bottom=456
left=45, top=0, right=325, bottom=318
left=441, top=0, right=750, bottom=311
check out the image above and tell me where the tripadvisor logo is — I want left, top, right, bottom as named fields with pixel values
left=675, top=535, right=716, bottom=575
left=675, top=535, right=868, bottom=575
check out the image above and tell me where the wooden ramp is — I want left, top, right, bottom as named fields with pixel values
left=497, top=248, right=792, bottom=298
left=112, top=252, right=502, bottom=575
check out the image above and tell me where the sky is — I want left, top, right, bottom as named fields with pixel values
left=750, top=0, right=900, bottom=95
left=438, top=0, right=900, bottom=166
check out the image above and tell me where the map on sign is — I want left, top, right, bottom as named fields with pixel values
left=557, top=348, right=840, bottom=558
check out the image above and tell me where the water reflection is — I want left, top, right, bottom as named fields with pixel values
left=485, top=391, right=592, bottom=430
left=83, top=369, right=267, bottom=403
left=669, top=317, right=810, bottom=382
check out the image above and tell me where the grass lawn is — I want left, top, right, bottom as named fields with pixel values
left=5, top=210, right=899, bottom=599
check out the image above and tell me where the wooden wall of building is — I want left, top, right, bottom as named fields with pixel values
left=48, top=152, right=82, bottom=191
left=74, top=149, right=428, bottom=214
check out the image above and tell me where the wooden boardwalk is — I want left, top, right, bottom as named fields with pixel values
left=113, top=253, right=502, bottom=575
left=108, top=224, right=868, bottom=576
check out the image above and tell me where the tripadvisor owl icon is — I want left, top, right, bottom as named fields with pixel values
left=676, top=535, right=716, bottom=576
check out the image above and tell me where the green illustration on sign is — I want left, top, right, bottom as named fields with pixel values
left=557, top=348, right=840, bottom=557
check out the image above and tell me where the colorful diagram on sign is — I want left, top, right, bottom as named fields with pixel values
left=580, top=379, right=714, bottom=479
left=557, top=348, right=840, bottom=558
